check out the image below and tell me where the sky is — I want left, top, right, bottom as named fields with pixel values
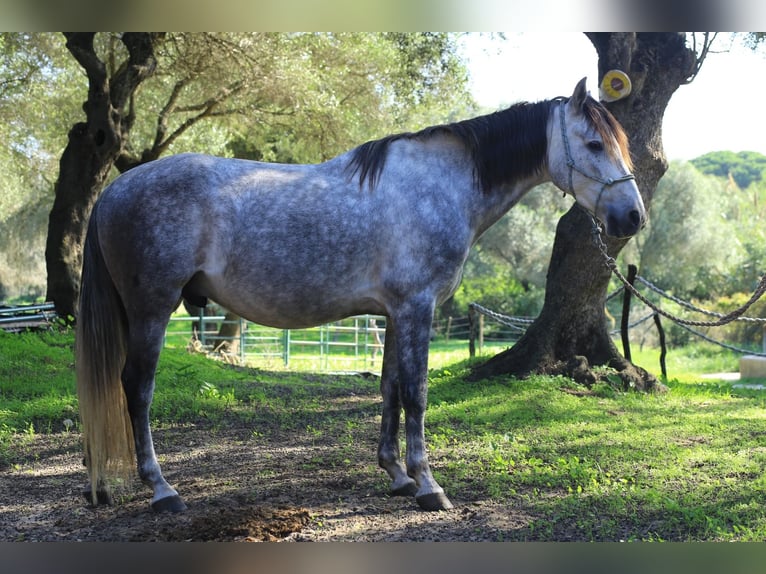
left=459, top=33, right=766, bottom=161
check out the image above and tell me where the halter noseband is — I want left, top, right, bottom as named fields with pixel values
left=557, top=100, right=635, bottom=213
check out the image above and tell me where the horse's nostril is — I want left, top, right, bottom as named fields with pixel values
left=607, top=210, right=644, bottom=238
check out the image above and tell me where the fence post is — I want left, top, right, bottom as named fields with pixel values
left=468, top=305, right=477, bottom=357
left=620, top=264, right=638, bottom=362
left=478, top=313, right=484, bottom=354
left=321, top=323, right=329, bottom=370
left=446, top=316, right=453, bottom=342
left=198, top=306, right=206, bottom=348
left=653, top=312, right=667, bottom=379
left=239, top=317, right=246, bottom=363
left=282, top=329, right=290, bottom=367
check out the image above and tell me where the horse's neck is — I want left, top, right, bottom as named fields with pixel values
left=470, top=173, right=549, bottom=242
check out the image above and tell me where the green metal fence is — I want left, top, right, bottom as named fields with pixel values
left=165, top=313, right=386, bottom=372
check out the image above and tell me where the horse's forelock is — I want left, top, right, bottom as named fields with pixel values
left=582, top=97, right=633, bottom=170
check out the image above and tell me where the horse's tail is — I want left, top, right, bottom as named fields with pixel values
left=75, top=209, right=135, bottom=503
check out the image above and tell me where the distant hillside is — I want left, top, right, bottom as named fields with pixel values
left=691, top=150, right=766, bottom=189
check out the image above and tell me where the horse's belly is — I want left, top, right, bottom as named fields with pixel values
left=226, top=297, right=384, bottom=330
left=204, top=273, right=385, bottom=329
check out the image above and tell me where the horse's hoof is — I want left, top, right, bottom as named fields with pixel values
left=416, top=491, right=454, bottom=511
left=82, top=486, right=113, bottom=506
left=391, top=481, right=418, bottom=497
left=151, top=495, right=188, bottom=513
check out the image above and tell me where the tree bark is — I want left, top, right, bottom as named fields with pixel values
left=471, top=33, right=698, bottom=390
left=45, top=33, right=163, bottom=320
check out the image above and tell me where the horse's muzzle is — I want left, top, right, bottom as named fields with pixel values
left=605, top=207, right=645, bottom=238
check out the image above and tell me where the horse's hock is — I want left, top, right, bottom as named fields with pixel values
left=740, top=355, right=766, bottom=378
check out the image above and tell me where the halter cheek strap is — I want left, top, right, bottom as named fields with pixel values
left=558, top=100, right=635, bottom=213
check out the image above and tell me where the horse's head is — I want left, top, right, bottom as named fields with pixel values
left=547, top=78, right=646, bottom=238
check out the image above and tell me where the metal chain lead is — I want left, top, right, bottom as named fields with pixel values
left=635, top=275, right=766, bottom=323
left=590, top=216, right=766, bottom=328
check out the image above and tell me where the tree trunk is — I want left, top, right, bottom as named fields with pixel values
left=45, top=120, right=116, bottom=320
left=471, top=33, right=698, bottom=390
left=45, top=33, right=162, bottom=320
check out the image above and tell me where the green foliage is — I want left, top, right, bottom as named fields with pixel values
left=691, top=150, right=766, bottom=189
left=695, top=294, right=766, bottom=351
left=0, top=193, right=50, bottom=301
left=635, top=161, right=747, bottom=299
left=382, top=33, right=470, bottom=122
left=222, top=33, right=473, bottom=164
left=0, top=33, right=82, bottom=300
left=451, top=265, right=543, bottom=320
left=626, top=157, right=766, bottom=354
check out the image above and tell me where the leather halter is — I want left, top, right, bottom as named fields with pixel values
left=558, top=100, right=635, bottom=213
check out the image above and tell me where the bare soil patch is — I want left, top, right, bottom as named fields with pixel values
left=0, top=380, right=534, bottom=542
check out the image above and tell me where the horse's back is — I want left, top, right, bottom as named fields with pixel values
left=100, top=153, right=333, bottom=207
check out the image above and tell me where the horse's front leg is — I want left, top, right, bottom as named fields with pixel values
left=122, top=323, right=187, bottom=512
left=378, top=324, right=417, bottom=497
left=394, top=299, right=454, bottom=511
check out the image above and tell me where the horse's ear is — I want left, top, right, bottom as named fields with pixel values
left=569, top=77, right=588, bottom=112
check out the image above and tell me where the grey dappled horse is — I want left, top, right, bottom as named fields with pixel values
left=76, top=78, right=645, bottom=513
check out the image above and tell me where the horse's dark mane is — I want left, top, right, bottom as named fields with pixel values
left=346, top=99, right=556, bottom=192
left=346, top=95, right=631, bottom=192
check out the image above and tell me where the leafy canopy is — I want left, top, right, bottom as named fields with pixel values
left=691, top=150, right=766, bottom=189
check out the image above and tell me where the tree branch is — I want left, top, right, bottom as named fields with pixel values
left=116, top=80, right=248, bottom=169
left=172, top=80, right=244, bottom=113
left=684, top=32, right=718, bottom=84
left=155, top=82, right=246, bottom=154
left=109, top=32, right=164, bottom=111
left=62, top=33, right=104, bottom=85
left=153, top=77, right=192, bottom=151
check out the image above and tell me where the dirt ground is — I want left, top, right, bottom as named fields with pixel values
left=0, top=380, right=534, bottom=542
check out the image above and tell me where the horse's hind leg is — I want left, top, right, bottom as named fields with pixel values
left=122, top=315, right=187, bottom=512
left=378, top=324, right=417, bottom=497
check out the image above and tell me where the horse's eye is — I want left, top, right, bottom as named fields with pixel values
left=587, top=140, right=604, bottom=152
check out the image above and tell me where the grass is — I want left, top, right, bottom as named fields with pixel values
left=425, top=364, right=766, bottom=540
left=3, top=327, right=766, bottom=540
left=629, top=342, right=741, bottom=383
